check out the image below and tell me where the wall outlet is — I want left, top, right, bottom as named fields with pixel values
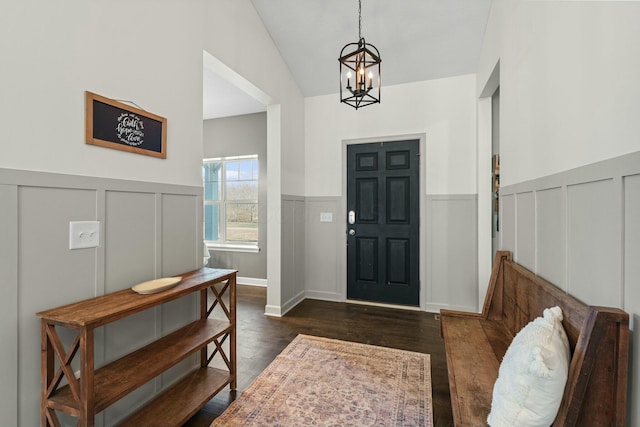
left=69, top=221, right=100, bottom=250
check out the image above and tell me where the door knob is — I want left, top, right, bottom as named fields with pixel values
left=349, top=229, right=356, bottom=236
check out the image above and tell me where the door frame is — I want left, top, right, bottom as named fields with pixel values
left=339, top=133, right=428, bottom=311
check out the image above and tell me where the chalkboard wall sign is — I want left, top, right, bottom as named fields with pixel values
left=85, top=91, right=167, bottom=159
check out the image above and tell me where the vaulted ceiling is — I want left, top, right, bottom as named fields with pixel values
left=204, top=0, right=492, bottom=119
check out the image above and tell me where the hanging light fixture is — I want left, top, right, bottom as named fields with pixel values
left=339, top=0, right=381, bottom=109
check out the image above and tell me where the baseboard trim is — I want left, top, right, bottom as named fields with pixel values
left=264, top=305, right=282, bottom=317
left=424, top=303, right=478, bottom=314
left=237, top=277, right=267, bottom=287
left=304, top=290, right=343, bottom=302
left=280, top=290, right=306, bottom=316
left=264, top=290, right=306, bottom=318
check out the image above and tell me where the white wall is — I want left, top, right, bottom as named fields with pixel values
left=0, top=0, right=205, bottom=187
left=478, top=0, right=640, bottom=188
left=478, top=1, right=640, bottom=425
left=201, top=0, right=305, bottom=197
left=305, top=75, right=477, bottom=197
left=200, top=0, right=306, bottom=315
left=304, top=75, right=479, bottom=313
left=0, top=0, right=306, bottom=423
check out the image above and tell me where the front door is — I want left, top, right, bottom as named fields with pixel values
left=346, top=140, right=420, bottom=306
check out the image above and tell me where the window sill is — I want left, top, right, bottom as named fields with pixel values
left=206, top=243, right=260, bottom=254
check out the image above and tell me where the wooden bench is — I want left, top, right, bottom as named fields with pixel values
left=440, top=251, right=629, bottom=427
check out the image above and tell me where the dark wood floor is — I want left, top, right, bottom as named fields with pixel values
left=184, top=285, right=453, bottom=427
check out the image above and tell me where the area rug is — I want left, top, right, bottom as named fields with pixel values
left=210, top=334, right=432, bottom=427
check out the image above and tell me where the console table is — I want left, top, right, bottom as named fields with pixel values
left=37, top=267, right=237, bottom=427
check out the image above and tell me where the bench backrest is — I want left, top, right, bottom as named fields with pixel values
left=483, top=251, right=629, bottom=427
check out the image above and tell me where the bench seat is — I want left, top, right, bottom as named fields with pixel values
left=440, top=251, right=629, bottom=427
left=441, top=316, right=510, bottom=426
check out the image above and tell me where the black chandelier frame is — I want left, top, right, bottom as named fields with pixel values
left=338, top=0, right=381, bottom=110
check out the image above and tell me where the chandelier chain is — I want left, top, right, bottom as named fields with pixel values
left=358, top=0, right=362, bottom=41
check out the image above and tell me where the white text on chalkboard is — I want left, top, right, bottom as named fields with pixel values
left=117, top=113, right=145, bottom=146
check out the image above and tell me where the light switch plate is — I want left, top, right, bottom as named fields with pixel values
left=69, top=221, right=100, bottom=250
left=320, top=212, right=333, bottom=222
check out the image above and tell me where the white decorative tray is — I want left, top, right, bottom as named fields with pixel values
left=132, top=277, right=182, bottom=294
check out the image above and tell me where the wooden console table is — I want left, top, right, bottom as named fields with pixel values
left=37, top=267, right=237, bottom=427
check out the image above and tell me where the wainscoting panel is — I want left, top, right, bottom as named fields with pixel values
left=103, top=191, right=156, bottom=370
left=294, top=198, right=306, bottom=298
left=535, top=187, right=565, bottom=288
left=161, top=193, right=200, bottom=326
left=162, top=193, right=201, bottom=277
left=281, top=195, right=306, bottom=314
left=304, top=194, right=478, bottom=313
left=500, top=150, right=640, bottom=425
left=501, top=194, right=516, bottom=261
left=566, top=178, right=620, bottom=307
left=304, top=197, right=343, bottom=301
left=515, top=192, right=535, bottom=271
left=624, top=173, right=640, bottom=424
left=625, top=174, right=640, bottom=314
left=0, top=185, right=18, bottom=426
left=104, top=190, right=157, bottom=292
left=17, top=186, right=100, bottom=424
left=0, top=168, right=202, bottom=426
left=426, top=195, right=477, bottom=312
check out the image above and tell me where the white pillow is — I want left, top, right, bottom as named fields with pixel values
left=487, top=306, right=570, bottom=427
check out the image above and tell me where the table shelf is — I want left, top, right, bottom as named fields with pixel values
left=118, top=367, right=232, bottom=426
left=38, top=268, right=237, bottom=427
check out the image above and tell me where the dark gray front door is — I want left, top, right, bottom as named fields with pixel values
left=346, top=140, right=420, bottom=306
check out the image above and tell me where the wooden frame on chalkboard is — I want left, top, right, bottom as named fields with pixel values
left=85, top=91, right=167, bottom=159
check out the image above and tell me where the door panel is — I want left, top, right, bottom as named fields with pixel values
left=387, top=238, right=409, bottom=285
left=387, top=177, right=410, bottom=223
left=355, top=237, right=378, bottom=282
left=356, top=178, right=378, bottom=223
left=347, top=140, right=420, bottom=306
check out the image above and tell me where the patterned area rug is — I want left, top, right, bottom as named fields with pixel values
left=211, top=334, right=433, bottom=427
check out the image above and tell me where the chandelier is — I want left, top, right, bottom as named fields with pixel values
left=338, top=0, right=381, bottom=109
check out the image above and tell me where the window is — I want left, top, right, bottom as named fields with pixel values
left=203, top=155, right=259, bottom=251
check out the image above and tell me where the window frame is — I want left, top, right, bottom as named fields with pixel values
left=203, top=154, right=259, bottom=253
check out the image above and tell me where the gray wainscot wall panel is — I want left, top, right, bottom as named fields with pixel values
left=103, top=190, right=158, bottom=403
left=0, top=184, right=18, bottom=427
left=624, top=173, right=640, bottom=425
left=281, top=198, right=295, bottom=301
left=159, top=193, right=200, bottom=392
left=304, top=194, right=478, bottom=313
left=566, top=178, right=620, bottom=308
left=162, top=194, right=200, bottom=277
left=535, top=187, right=565, bottom=289
left=304, top=197, right=342, bottom=301
left=427, top=195, right=478, bottom=312
left=515, top=192, right=535, bottom=271
left=280, top=195, right=306, bottom=314
left=0, top=168, right=202, bottom=426
left=500, top=150, right=640, bottom=426
left=501, top=193, right=516, bottom=256
left=18, top=186, right=98, bottom=424
left=207, top=250, right=266, bottom=280
left=294, top=198, right=306, bottom=299
left=104, top=191, right=157, bottom=292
